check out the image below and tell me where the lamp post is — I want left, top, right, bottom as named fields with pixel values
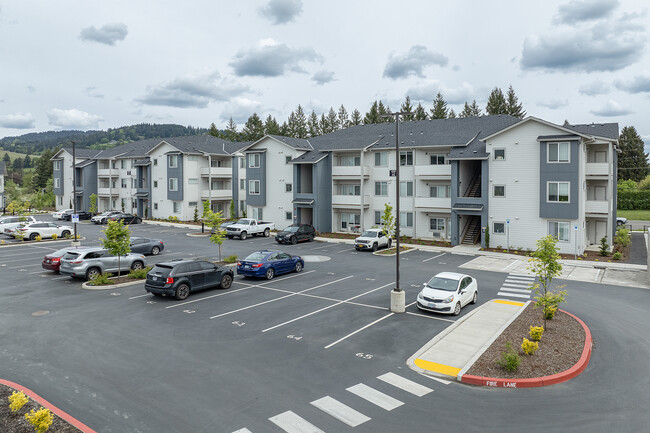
left=71, top=141, right=80, bottom=246
left=381, top=112, right=408, bottom=313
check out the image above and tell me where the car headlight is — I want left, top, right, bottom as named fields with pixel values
left=417, top=292, right=423, bottom=299
left=443, top=295, right=454, bottom=303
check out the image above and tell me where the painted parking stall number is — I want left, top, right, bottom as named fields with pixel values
left=232, top=321, right=245, bottom=327
left=287, top=335, right=302, bottom=341
left=356, top=352, right=373, bottom=360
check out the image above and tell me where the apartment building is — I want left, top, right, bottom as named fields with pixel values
left=51, top=147, right=102, bottom=210
left=0, top=161, right=6, bottom=209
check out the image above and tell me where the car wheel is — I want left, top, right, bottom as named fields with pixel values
left=265, top=267, right=275, bottom=280
left=176, top=284, right=190, bottom=300
left=86, top=267, right=101, bottom=280
left=308, top=234, right=314, bottom=242
left=355, top=247, right=361, bottom=251
left=472, top=291, right=478, bottom=304
left=291, top=236, right=298, bottom=245
left=453, top=302, right=461, bottom=316
left=29, top=233, right=39, bottom=241
left=388, top=239, right=392, bottom=248
left=131, top=261, right=144, bottom=271
left=294, top=262, right=303, bottom=273
left=151, top=246, right=160, bottom=255
left=240, top=232, right=247, bottom=240
left=264, top=228, right=270, bottom=237
left=220, top=274, right=233, bottom=289
left=136, top=218, right=142, bottom=224
left=372, top=243, right=378, bottom=252
left=61, top=230, right=71, bottom=237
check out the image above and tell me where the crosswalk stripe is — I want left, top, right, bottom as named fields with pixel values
left=269, top=411, right=325, bottom=433
left=346, top=383, right=404, bottom=411
left=311, top=396, right=370, bottom=427
left=377, top=372, right=433, bottom=397
left=497, top=292, right=530, bottom=299
left=509, top=273, right=533, bottom=278
left=499, top=287, right=532, bottom=294
left=507, top=275, right=535, bottom=280
left=503, top=282, right=532, bottom=288
left=232, top=429, right=253, bottom=433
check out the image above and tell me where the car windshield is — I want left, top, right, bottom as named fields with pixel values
left=244, top=252, right=268, bottom=261
left=284, top=226, right=299, bottom=233
left=361, top=231, right=378, bottom=237
left=62, top=252, right=81, bottom=260
left=236, top=219, right=250, bottom=224
left=425, top=276, right=459, bottom=292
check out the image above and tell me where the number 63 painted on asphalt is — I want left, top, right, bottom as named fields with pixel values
left=356, top=352, right=373, bottom=359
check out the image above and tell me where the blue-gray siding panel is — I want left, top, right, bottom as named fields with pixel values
left=167, top=155, right=183, bottom=201
left=246, top=152, right=266, bottom=206
left=232, top=156, right=239, bottom=216
left=539, top=140, right=579, bottom=220
left=53, top=160, right=64, bottom=195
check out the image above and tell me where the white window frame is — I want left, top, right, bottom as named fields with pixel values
left=430, top=185, right=450, bottom=198
left=339, top=155, right=360, bottom=166
left=169, top=178, right=178, bottom=192
left=494, top=149, right=506, bottom=160
left=399, top=151, right=413, bottom=166
left=400, top=181, right=413, bottom=197
left=285, top=211, right=292, bottom=220
left=286, top=156, right=292, bottom=164
left=121, top=179, right=127, bottom=188
left=548, top=142, right=570, bottom=163
left=249, top=180, right=260, bottom=195
left=429, top=154, right=446, bottom=165
left=173, top=201, right=181, bottom=214
left=374, top=210, right=382, bottom=225
left=547, top=181, right=570, bottom=203
left=399, top=212, right=413, bottom=227
left=285, top=183, right=292, bottom=192
left=168, top=155, right=178, bottom=168
left=493, top=185, right=505, bottom=198
left=53, top=178, right=60, bottom=188
left=240, top=179, right=245, bottom=190
left=53, top=160, right=61, bottom=170
left=549, top=221, right=570, bottom=242
left=340, top=212, right=360, bottom=230
left=429, top=218, right=445, bottom=231
left=189, top=201, right=198, bottom=207
left=375, top=152, right=388, bottom=167
left=339, top=184, right=360, bottom=196
left=188, top=155, right=198, bottom=161
left=153, top=180, right=158, bottom=188
left=249, top=154, right=260, bottom=168
left=188, top=178, right=198, bottom=185
left=375, top=181, right=388, bottom=196
left=493, top=222, right=505, bottom=234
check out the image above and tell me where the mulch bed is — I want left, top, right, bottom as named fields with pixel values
left=0, top=384, right=80, bottom=432
left=482, top=244, right=630, bottom=263
left=466, top=303, right=585, bottom=379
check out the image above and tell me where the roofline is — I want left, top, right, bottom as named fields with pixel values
left=240, top=135, right=312, bottom=152
left=481, top=116, right=618, bottom=142
left=145, top=139, right=181, bottom=156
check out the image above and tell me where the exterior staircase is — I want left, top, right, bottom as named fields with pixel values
left=462, top=216, right=481, bottom=245
left=464, top=173, right=481, bottom=198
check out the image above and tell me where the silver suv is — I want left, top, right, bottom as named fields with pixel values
left=59, top=247, right=146, bottom=280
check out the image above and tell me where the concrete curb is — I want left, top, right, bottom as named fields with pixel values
left=372, top=246, right=416, bottom=257
left=0, top=378, right=97, bottom=433
left=0, top=237, right=87, bottom=249
left=81, top=279, right=145, bottom=290
left=459, top=308, right=593, bottom=388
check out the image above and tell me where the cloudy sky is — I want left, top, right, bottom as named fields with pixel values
left=1, top=0, right=649, bottom=149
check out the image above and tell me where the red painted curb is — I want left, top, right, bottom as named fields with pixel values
left=460, top=308, right=592, bottom=388
left=0, top=378, right=97, bottom=432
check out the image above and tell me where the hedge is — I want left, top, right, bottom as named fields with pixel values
left=618, top=190, right=650, bottom=210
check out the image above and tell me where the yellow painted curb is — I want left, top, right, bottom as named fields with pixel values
left=493, top=299, right=525, bottom=306
left=414, top=359, right=461, bottom=377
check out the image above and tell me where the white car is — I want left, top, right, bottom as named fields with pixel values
left=416, top=272, right=478, bottom=316
left=52, top=209, right=73, bottom=220
left=13, top=222, right=73, bottom=241
left=616, top=217, right=628, bottom=227
left=1, top=215, right=37, bottom=236
left=355, top=228, right=392, bottom=251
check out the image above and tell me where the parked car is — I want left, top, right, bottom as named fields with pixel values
left=129, top=237, right=164, bottom=255
left=59, top=247, right=146, bottom=280
left=210, top=221, right=236, bottom=234
left=42, top=247, right=83, bottom=273
left=12, top=222, right=73, bottom=240
left=51, top=209, right=73, bottom=220
left=355, top=228, right=392, bottom=251
left=91, top=211, right=121, bottom=224
left=108, top=213, right=142, bottom=224
left=225, top=218, right=275, bottom=240
left=61, top=211, right=92, bottom=221
left=145, top=259, right=234, bottom=300
left=275, top=224, right=316, bottom=244
left=416, top=272, right=478, bottom=316
left=1, top=215, right=37, bottom=236
left=617, top=217, right=628, bottom=226
left=237, top=250, right=304, bottom=280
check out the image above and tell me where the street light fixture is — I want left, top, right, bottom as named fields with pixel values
left=70, top=141, right=80, bottom=246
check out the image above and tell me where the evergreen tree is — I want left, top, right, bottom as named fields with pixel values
left=448, top=108, right=457, bottom=118
left=286, top=112, right=297, bottom=137
left=279, top=121, right=290, bottom=136
left=459, top=102, right=472, bottom=118
left=224, top=117, right=240, bottom=141
left=378, top=101, right=391, bottom=122
left=430, top=92, right=448, bottom=119
left=208, top=122, right=221, bottom=138
left=469, top=100, right=482, bottom=116
left=486, top=87, right=507, bottom=115
left=12, top=157, right=23, bottom=172
left=308, top=111, right=321, bottom=137
left=401, top=96, right=414, bottom=121
left=264, top=115, right=281, bottom=135
left=3, top=153, right=10, bottom=164
left=326, top=107, right=339, bottom=131
left=618, top=126, right=649, bottom=182
left=505, top=85, right=526, bottom=118
left=320, top=113, right=331, bottom=134
left=364, top=101, right=381, bottom=124
left=241, top=113, right=265, bottom=142
left=293, top=105, right=308, bottom=138
left=350, top=109, right=362, bottom=126
left=23, top=155, right=31, bottom=168
left=338, top=105, right=350, bottom=129
left=414, top=103, right=428, bottom=120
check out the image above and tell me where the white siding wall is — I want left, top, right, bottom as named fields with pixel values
left=58, top=153, right=75, bottom=210
left=149, top=143, right=177, bottom=219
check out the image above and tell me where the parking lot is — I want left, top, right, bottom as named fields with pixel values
left=2, top=215, right=650, bottom=432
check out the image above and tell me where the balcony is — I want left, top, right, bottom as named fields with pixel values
left=332, top=194, right=369, bottom=208
left=414, top=164, right=451, bottom=179
left=414, top=196, right=452, bottom=210
left=97, top=187, right=118, bottom=196
left=97, top=168, right=119, bottom=177
left=585, top=163, right=609, bottom=177
left=585, top=200, right=609, bottom=214
left=200, top=167, right=232, bottom=178
left=201, top=189, right=232, bottom=200
left=332, top=165, right=369, bottom=179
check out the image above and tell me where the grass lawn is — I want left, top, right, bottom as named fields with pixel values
left=617, top=209, right=650, bottom=221
left=0, top=149, right=30, bottom=161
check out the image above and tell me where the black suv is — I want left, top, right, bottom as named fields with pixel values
left=275, top=224, right=316, bottom=245
left=145, top=260, right=234, bottom=300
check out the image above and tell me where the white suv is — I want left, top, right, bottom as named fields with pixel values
left=13, top=222, right=73, bottom=240
left=355, top=228, right=392, bottom=252
left=1, top=215, right=37, bottom=236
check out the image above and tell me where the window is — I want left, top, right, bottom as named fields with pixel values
left=285, top=212, right=292, bottom=220
left=339, top=155, right=360, bottom=166
left=188, top=178, right=198, bottom=185
left=400, top=181, right=413, bottom=197
left=374, top=211, right=382, bottom=225
left=112, top=200, right=117, bottom=208
left=285, top=183, right=292, bottom=192
left=341, top=212, right=360, bottom=230
left=399, top=151, right=413, bottom=166
left=399, top=212, right=413, bottom=227
left=57, top=197, right=63, bottom=206
left=153, top=159, right=158, bottom=166
left=249, top=180, right=260, bottom=195
left=153, top=180, right=158, bottom=188
left=375, top=152, right=388, bottom=167
left=211, top=159, right=223, bottom=167
left=154, top=203, right=158, bottom=210
left=249, top=154, right=260, bottom=168
left=173, top=202, right=181, bottom=214
left=548, top=142, right=570, bottom=163
left=493, top=222, right=505, bottom=234
left=549, top=221, right=570, bottom=242
left=212, top=180, right=226, bottom=190
left=375, top=181, right=388, bottom=196
left=430, top=185, right=449, bottom=198
left=430, top=218, right=445, bottom=231
left=338, top=184, right=360, bottom=195
left=53, top=160, right=61, bottom=170
left=111, top=180, right=117, bottom=188
left=548, top=182, right=569, bottom=202
left=121, top=179, right=127, bottom=188
left=189, top=201, right=198, bottom=207
left=188, top=155, right=198, bottom=161
left=121, top=160, right=126, bottom=169
left=168, top=155, right=178, bottom=168
left=494, top=149, right=505, bottom=160
left=252, top=207, right=263, bottom=220
left=493, top=185, right=505, bottom=197
left=240, top=158, right=245, bottom=168
left=240, top=200, right=245, bottom=212
left=286, top=156, right=292, bottom=164
left=54, top=178, right=60, bottom=188
left=430, top=154, right=446, bottom=165
left=169, top=178, right=178, bottom=192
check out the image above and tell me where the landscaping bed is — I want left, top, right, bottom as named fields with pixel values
left=482, top=243, right=630, bottom=263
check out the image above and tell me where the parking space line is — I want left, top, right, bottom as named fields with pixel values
left=336, top=248, right=352, bottom=253
left=8, top=263, right=42, bottom=269
left=422, top=253, right=446, bottom=263
left=261, top=288, right=388, bottom=311
left=324, top=312, right=394, bottom=349
left=311, top=244, right=338, bottom=250
left=209, top=275, right=353, bottom=320
left=128, top=294, right=151, bottom=299
left=405, top=311, right=455, bottom=323
left=51, top=276, right=71, bottom=280
left=262, top=281, right=394, bottom=333
left=166, top=286, right=257, bottom=308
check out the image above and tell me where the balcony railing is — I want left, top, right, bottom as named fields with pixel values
left=414, top=164, right=451, bottom=178
left=200, top=167, right=232, bottom=177
left=332, top=194, right=369, bottom=207
left=585, top=163, right=609, bottom=176
left=585, top=200, right=609, bottom=214
left=201, top=189, right=232, bottom=200
left=414, top=197, right=452, bottom=210
left=97, top=187, right=118, bottom=196
left=332, top=166, right=369, bottom=178
left=97, top=168, right=119, bottom=177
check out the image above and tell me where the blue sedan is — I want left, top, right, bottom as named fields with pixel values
left=237, top=250, right=304, bottom=280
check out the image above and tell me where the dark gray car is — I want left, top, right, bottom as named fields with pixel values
left=129, top=237, right=164, bottom=255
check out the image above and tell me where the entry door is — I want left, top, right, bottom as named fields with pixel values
left=595, top=221, right=607, bottom=244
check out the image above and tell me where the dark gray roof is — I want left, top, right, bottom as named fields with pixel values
left=448, top=133, right=489, bottom=160
left=309, top=123, right=388, bottom=150
left=94, top=138, right=162, bottom=159
left=61, top=147, right=103, bottom=159
left=160, top=135, right=248, bottom=155
left=0, top=161, right=5, bottom=175
left=75, top=159, right=96, bottom=168
left=290, top=151, right=329, bottom=164
left=266, top=135, right=313, bottom=150
left=564, top=123, right=619, bottom=140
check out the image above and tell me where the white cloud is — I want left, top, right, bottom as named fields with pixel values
left=615, top=74, right=650, bottom=93
left=537, top=99, right=569, bottom=109
left=47, top=108, right=103, bottom=130
left=578, top=81, right=610, bottom=96
left=230, top=41, right=322, bottom=77
left=590, top=99, right=632, bottom=117
left=79, top=23, right=128, bottom=46
left=312, top=70, right=335, bottom=85
left=0, top=112, right=35, bottom=129
left=383, top=45, right=448, bottom=79
left=220, top=97, right=263, bottom=124
left=555, top=0, right=619, bottom=23
left=259, top=0, right=303, bottom=25
left=407, top=81, right=476, bottom=105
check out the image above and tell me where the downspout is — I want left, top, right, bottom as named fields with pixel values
left=208, top=154, right=212, bottom=210
left=360, top=149, right=365, bottom=232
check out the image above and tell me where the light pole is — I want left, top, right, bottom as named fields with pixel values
left=71, top=141, right=79, bottom=246
left=381, top=111, right=408, bottom=313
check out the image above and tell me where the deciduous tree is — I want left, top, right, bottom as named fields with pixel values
left=101, top=220, right=131, bottom=278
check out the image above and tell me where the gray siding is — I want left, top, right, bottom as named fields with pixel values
left=539, top=140, right=579, bottom=220
left=80, top=162, right=97, bottom=212
left=246, top=151, right=266, bottom=206
left=53, top=159, right=64, bottom=195
left=167, top=154, right=183, bottom=201
left=293, top=155, right=332, bottom=233
left=232, top=156, right=239, bottom=216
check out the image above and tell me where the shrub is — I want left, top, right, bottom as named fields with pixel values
left=614, top=227, right=631, bottom=252
left=8, top=390, right=29, bottom=412
left=35, top=235, right=42, bottom=242
left=599, top=236, right=609, bottom=256
left=64, top=232, right=71, bottom=239
left=613, top=251, right=622, bottom=260
left=24, top=408, right=53, bottom=433
left=544, top=306, right=557, bottom=320
left=13, top=232, right=24, bottom=241
left=497, top=342, right=520, bottom=372
left=51, top=234, right=57, bottom=241
left=128, top=266, right=152, bottom=279
left=529, top=326, right=544, bottom=341
left=521, top=338, right=539, bottom=355
left=193, top=206, right=199, bottom=222
left=223, top=255, right=238, bottom=264
left=88, top=273, right=113, bottom=286
left=496, top=245, right=502, bottom=250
